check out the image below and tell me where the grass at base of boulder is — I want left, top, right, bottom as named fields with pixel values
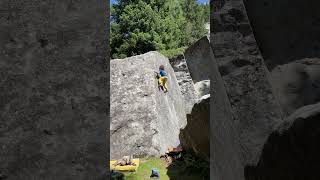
left=124, top=158, right=168, bottom=180
left=122, top=154, right=208, bottom=180
left=159, top=47, right=187, bottom=59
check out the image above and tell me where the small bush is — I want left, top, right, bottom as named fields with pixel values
left=182, top=152, right=210, bottom=177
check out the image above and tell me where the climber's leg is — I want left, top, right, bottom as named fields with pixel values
left=162, top=77, right=168, bottom=92
left=158, top=77, right=164, bottom=91
left=159, top=77, right=168, bottom=92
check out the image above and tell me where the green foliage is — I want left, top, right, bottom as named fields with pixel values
left=182, top=152, right=209, bottom=176
left=110, top=0, right=209, bottom=59
left=121, top=157, right=208, bottom=179
left=199, top=3, right=210, bottom=23
left=124, top=157, right=169, bottom=179
left=159, top=47, right=186, bottom=59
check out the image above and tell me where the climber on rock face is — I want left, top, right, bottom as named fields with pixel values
left=158, top=65, right=168, bottom=93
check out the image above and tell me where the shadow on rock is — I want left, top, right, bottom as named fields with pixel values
left=244, top=103, right=320, bottom=180
left=166, top=95, right=210, bottom=180
left=179, top=95, right=210, bottom=160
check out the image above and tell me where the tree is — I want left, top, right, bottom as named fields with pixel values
left=110, top=0, right=208, bottom=59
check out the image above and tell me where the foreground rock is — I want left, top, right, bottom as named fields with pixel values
left=110, top=52, right=187, bottom=159
left=209, top=32, right=243, bottom=179
left=0, top=1, right=108, bottom=179
left=246, top=102, right=320, bottom=179
left=210, top=1, right=283, bottom=179
left=169, top=55, right=198, bottom=114
left=180, top=95, right=210, bottom=160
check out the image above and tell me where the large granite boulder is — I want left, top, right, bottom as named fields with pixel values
left=110, top=52, right=187, bottom=159
left=270, top=58, right=320, bottom=116
left=169, top=55, right=198, bottom=114
left=245, top=102, right=320, bottom=180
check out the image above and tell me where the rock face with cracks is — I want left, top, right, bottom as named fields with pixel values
left=210, top=0, right=283, bottom=179
left=209, top=36, right=243, bottom=180
left=110, top=52, right=187, bottom=159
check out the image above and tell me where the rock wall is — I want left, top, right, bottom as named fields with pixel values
left=211, top=0, right=320, bottom=179
left=242, top=0, right=320, bottom=120
left=169, top=55, right=197, bottom=114
left=243, top=0, right=320, bottom=70
left=209, top=39, right=243, bottom=180
left=0, top=0, right=108, bottom=179
left=210, top=0, right=283, bottom=179
left=110, top=52, right=186, bottom=159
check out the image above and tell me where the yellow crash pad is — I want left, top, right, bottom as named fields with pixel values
left=110, top=158, right=140, bottom=172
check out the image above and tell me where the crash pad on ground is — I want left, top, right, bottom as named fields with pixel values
left=110, top=159, right=140, bottom=172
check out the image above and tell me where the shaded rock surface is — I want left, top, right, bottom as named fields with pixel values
left=180, top=95, right=210, bottom=160
left=110, top=52, right=186, bottom=159
left=243, top=0, right=320, bottom=70
left=270, top=58, right=320, bottom=116
left=209, top=29, right=243, bottom=179
left=169, top=55, right=197, bottom=114
left=210, top=0, right=283, bottom=179
left=0, top=0, right=108, bottom=179
left=245, top=102, right=320, bottom=180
